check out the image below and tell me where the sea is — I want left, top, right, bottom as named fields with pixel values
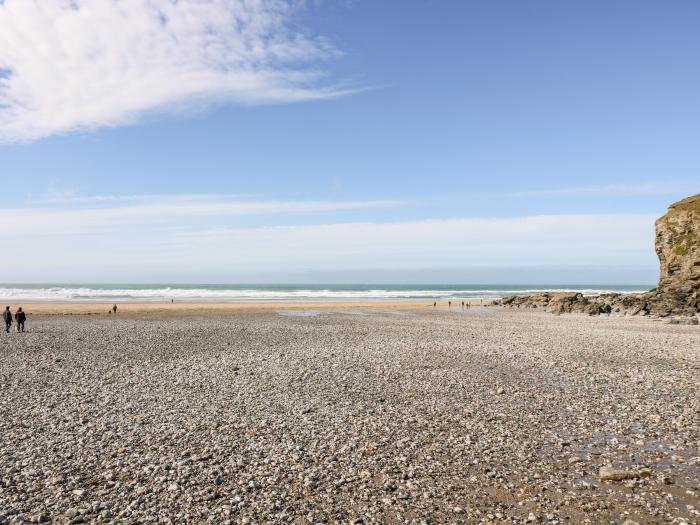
left=0, top=284, right=653, bottom=302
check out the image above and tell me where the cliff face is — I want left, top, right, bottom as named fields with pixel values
left=497, top=193, right=700, bottom=321
left=655, top=194, right=700, bottom=291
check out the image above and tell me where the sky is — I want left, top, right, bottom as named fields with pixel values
left=0, top=0, right=698, bottom=283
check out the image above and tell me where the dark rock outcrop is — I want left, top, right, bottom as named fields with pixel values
left=495, top=193, right=700, bottom=321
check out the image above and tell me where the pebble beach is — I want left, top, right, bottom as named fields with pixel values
left=0, top=308, right=698, bottom=525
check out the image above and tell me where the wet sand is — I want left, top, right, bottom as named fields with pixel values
left=6, top=299, right=487, bottom=316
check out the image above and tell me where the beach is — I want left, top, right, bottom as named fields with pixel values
left=0, top=307, right=697, bottom=524
left=0, top=300, right=471, bottom=316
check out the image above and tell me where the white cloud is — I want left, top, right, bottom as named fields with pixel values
left=507, top=182, right=695, bottom=198
left=1, top=207, right=658, bottom=281
left=0, top=0, right=349, bottom=142
left=2, top=195, right=402, bottom=236
left=166, top=214, right=656, bottom=268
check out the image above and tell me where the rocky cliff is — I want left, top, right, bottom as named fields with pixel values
left=655, top=193, right=700, bottom=293
left=496, top=193, right=700, bottom=322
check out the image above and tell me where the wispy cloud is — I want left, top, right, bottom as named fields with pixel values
left=2, top=194, right=403, bottom=236
left=507, top=182, right=695, bottom=198
left=2, top=208, right=658, bottom=281
left=167, top=214, right=655, bottom=268
left=0, top=0, right=351, bottom=143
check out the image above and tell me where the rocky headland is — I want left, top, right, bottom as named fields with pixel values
left=496, top=193, right=700, bottom=323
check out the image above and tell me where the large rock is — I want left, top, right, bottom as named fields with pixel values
left=496, top=193, right=699, bottom=319
left=651, top=194, right=700, bottom=314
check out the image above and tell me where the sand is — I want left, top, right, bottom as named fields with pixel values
left=0, top=308, right=697, bottom=524
left=5, top=300, right=486, bottom=316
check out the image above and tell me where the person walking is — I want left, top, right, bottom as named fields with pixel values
left=112, top=304, right=118, bottom=314
left=14, top=307, right=26, bottom=333
left=3, top=306, right=12, bottom=332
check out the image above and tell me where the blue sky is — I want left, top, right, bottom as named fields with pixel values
left=0, top=0, right=698, bottom=283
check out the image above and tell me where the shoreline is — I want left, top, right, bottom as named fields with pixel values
left=6, top=299, right=490, bottom=316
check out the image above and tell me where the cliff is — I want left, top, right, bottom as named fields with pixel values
left=655, top=194, right=700, bottom=292
left=496, top=193, right=700, bottom=322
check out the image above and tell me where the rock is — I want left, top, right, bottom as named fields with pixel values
left=598, top=466, right=640, bottom=481
left=496, top=193, right=700, bottom=319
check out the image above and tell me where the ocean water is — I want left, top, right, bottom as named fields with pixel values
left=0, top=284, right=653, bottom=302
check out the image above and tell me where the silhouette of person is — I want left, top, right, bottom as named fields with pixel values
left=3, top=306, right=12, bottom=332
left=15, top=307, right=26, bottom=332
left=112, top=304, right=118, bottom=314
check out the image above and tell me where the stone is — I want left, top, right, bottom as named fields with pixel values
left=598, top=466, right=639, bottom=481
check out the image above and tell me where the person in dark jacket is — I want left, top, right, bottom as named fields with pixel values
left=14, top=307, right=26, bottom=333
left=3, top=306, right=11, bottom=332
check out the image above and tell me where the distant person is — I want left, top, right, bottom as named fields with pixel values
left=433, top=301, right=436, bottom=308
left=3, top=306, right=12, bottom=332
left=112, top=304, right=118, bottom=314
left=461, top=301, right=465, bottom=309
left=448, top=300, right=452, bottom=308
left=14, top=307, right=26, bottom=332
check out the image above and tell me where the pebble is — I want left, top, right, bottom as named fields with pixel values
left=0, top=310, right=696, bottom=524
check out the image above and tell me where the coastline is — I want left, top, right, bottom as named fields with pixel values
left=7, top=299, right=489, bottom=316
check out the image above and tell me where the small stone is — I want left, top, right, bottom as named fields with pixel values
left=598, top=466, right=639, bottom=481
left=453, top=506, right=464, bottom=514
